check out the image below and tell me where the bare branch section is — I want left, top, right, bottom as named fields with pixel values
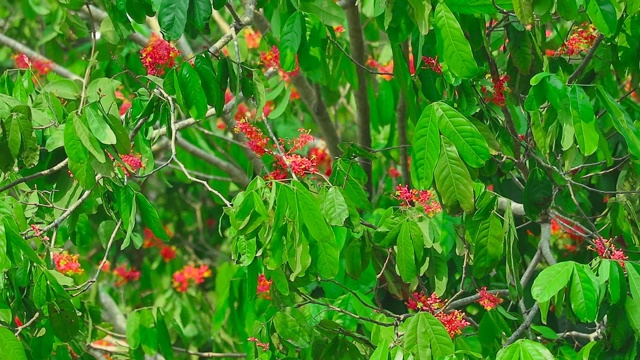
left=343, top=0, right=372, bottom=195
left=0, top=33, right=82, bottom=81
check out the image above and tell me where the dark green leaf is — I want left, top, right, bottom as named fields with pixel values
left=49, top=298, right=81, bottom=342
left=397, top=221, right=417, bottom=282
left=136, top=193, right=170, bottom=242
left=413, top=104, right=441, bottom=188
left=434, top=102, right=490, bottom=168
left=177, top=64, right=208, bottom=119
left=279, top=12, right=304, bottom=72
left=586, top=0, right=617, bottom=37
left=522, top=167, right=552, bottom=218
left=557, top=0, right=579, bottom=19
left=473, top=213, right=504, bottom=278
left=189, top=0, right=212, bottom=31
left=158, top=0, right=189, bottom=40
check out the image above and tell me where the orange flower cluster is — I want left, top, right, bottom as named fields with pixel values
left=556, top=24, right=597, bottom=56
left=257, top=274, right=272, bottom=299
left=143, top=228, right=176, bottom=262
left=245, top=28, right=261, bottom=49
left=550, top=218, right=586, bottom=252
left=53, top=251, right=84, bottom=276
left=394, top=185, right=442, bottom=217
left=13, top=53, right=52, bottom=76
left=406, top=292, right=470, bottom=338
left=476, top=287, right=503, bottom=310
left=172, top=264, right=212, bottom=292
left=112, top=263, right=141, bottom=287
left=140, top=33, right=180, bottom=76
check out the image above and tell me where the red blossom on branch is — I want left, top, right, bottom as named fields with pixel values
left=53, top=251, right=84, bottom=276
left=421, top=56, right=442, bottom=74
left=172, top=265, right=212, bottom=292
left=590, top=238, right=628, bottom=267
left=140, top=33, right=180, bottom=76
left=257, top=274, right=272, bottom=299
left=112, top=264, right=141, bottom=287
left=245, top=28, right=261, bottom=49
left=260, top=45, right=300, bottom=81
left=394, top=185, right=442, bottom=217
left=406, top=292, right=470, bottom=338
left=13, top=53, right=52, bottom=76
left=476, top=287, right=503, bottom=310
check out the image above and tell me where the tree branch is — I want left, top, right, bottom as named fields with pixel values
left=567, top=34, right=605, bottom=84
left=0, top=33, right=82, bottom=81
left=343, top=0, right=372, bottom=195
left=497, top=197, right=525, bottom=216
left=397, top=41, right=411, bottom=185
left=504, top=303, right=540, bottom=346
left=0, top=158, right=69, bottom=194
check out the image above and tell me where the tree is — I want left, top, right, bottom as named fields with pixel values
left=0, top=0, right=639, bottom=358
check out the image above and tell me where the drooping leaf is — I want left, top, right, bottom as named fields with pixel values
left=85, top=103, right=117, bottom=145
left=434, top=139, right=475, bottom=213
left=158, top=0, right=189, bottom=40
left=177, top=64, right=208, bottom=119
left=570, top=264, right=599, bottom=322
left=413, top=104, right=441, bottom=188
left=408, top=0, right=432, bottom=35
left=74, top=114, right=106, bottom=163
left=403, top=312, right=455, bottom=359
left=586, top=0, right=617, bottom=37
left=397, top=221, right=417, bottom=283
left=0, top=327, right=27, bottom=360
left=433, top=3, right=478, bottom=78
left=531, top=261, right=574, bottom=303
left=569, top=86, right=598, bottom=156
left=319, top=187, right=349, bottom=226
left=188, top=0, right=212, bottom=31
left=280, top=12, right=304, bottom=72
left=136, top=193, right=170, bottom=242
left=434, top=102, right=490, bottom=168
left=473, top=213, right=504, bottom=278
left=512, top=0, right=534, bottom=28
left=522, top=167, right=552, bottom=219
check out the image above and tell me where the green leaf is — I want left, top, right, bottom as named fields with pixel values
left=586, top=0, right=616, bottom=37
left=597, top=86, right=640, bottom=159
left=408, top=0, right=432, bottom=35
left=473, top=213, right=504, bottom=278
left=0, top=327, right=27, bottom=360
left=194, top=54, right=222, bottom=113
left=273, top=309, right=312, bottom=348
left=626, top=262, right=640, bottom=301
left=512, top=0, right=534, bottom=27
left=188, top=0, right=212, bottom=31
left=397, top=221, right=417, bottom=283
left=522, top=167, right=552, bottom=218
left=570, top=264, right=598, bottom=322
left=569, top=86, right=598, bottom=156
left=404, top=312, right=455, bottom=359
left=413, top=104, right=441, bottom=188
left=531, top=261, right=574, bottom=303
left=444, top=0, right=513, bottom=13
left=74, top=114, right=106, bottom=163
left=507, top=26, right=533, bottom=75
left=433, top=2, right=478, bottom=78
left=139, top=309, right=158, bottom=355
left=253, top=72, right=266, bottom=117
left=280, top=12, right=304, bottom=72
left=158, top=0, right=189, bottom=40
left=156, top=311, right=174, bottom=360
left=557, top=0, right=579, bottom=19
left=298, top=0, right=345, bottom=26
left=177, top=64, right=208, bottom=119
left=434, top=139, right=475, bottom=213
left=434, top=102, right=490, bottom=168
left=496, top=339, right=554, bottom=360
left=49, top=297, right=81, bottom=342
left=42, top=79, right=81, bottom=99
left=85, top=103, right=117, bottom=145
left=625, top=296, right=640, bottom=335
left=127, top=311, right=141, bottom=349
left=609, top=260, right=625, bottom=304
left=136, top=193, right=170, bottom=242
left=369, top=339, right=390, bottom=360
left=3, top=218, right=45, bottom=266
left=319, top=187, right=349, bottom=226
left=6, top=117, right=21, bottom=159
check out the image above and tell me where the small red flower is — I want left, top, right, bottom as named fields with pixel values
left=112, top=264, right=141, bottom=287
left=476, top=287, right=503, bottom=310
left=53, top=251, right=84, bottom=276
left=14, top=316, right=23, bottom=327
left=260, top=45, right=300, bottom=82
left=394, top=185, right=442, bottom=217
left=159, top=245, right=177, bottom=262
left=13, top=53, right=52, bottom=76
left=388, top=167, right=401, bottom=178
left=333, top=25, right=345, bottom=34
left=257, top=274, right=272, bottom=299
left=30, top=224, right=49, bottom=241
left=245, top=28, right=261, bottom=49
left=421, top=56, right=442, bottom=75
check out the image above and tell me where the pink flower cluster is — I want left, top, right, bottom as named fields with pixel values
left=140, top=33, right=180, bottom=76
left=590, top=238, right=627, bottom=267
left=257, top=274, right=272, bottom=299
left=406, top=292, right=470, bottom=338
left=172, top=264, right=212, bottom=292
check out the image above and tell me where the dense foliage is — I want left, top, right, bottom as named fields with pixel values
left=1, top=0, right=640, bottom=359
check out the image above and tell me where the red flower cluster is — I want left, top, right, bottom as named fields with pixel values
left=550, top=218, right=586, bottom=252
left=366, top=58, right=394, bottom=81
left=422, top=56, right=442, bottom=74
left=257, top=274, right=272, bottom=299
left=482, top=75, right=509, bottom=106
left=245, top=28, right=261, bottom=49
left=53, top=251, right=84, bottom=276
left=140, top=33, right=180, bottom=76
left=308, top=145, right=332, bottom=176
left=172, top=264, right=212, bottom=292
left=334, top=25, right=345, bottom=34
left=394, top=185, right=442, bottom=217
left=13, top=53, right=52, bottom=76
left=112, top=263, right=141, bottom=287
left=406, top=292, right=470, bottom=338
left=388, top=167, right=401, bottom=178
left=476, top=287, right=503, bottom=310
left=115, top=90, right=133, bottom=116
left=235, top=122, right=321, bottom=180
left=260, top=46, right=300, bottom=82
left=108, top=152, right=144, bottom=177
left=248, top=337, right=269, bottom=351
left=590, top=238, right=628, bottom=267
left=556, top=24, right=598, bottom=56
left=143, top=228, right=176, bottom=262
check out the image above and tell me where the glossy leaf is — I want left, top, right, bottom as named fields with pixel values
left=496, top=339, right=555, bottom=359
left=531, top=261, right=574, bottom=303
left=434, top=102, right=490, bottom=168
left=0, top=327, right=27, bottom=360
left=280, top=12, right=304, bottom=72
left=433, top=2, right=478, bottom=78
left=586, top=0, right=616, bottom=37
left=158, top=0, right=189, bottom=40
left=136, top=193, right=170, bottom=242
left=189, top=0, right=212, bottom=31
left=570, top=264, right=599, bottom=322
left=413, top=104, right=441, bottom=188
left=397, top=221, right=417, bottom=282
left=569, top=86, right=598, bottom=156
left=434, top=139, right=475, bottom=213
left=473, top=212, right=504, bottom=278
left=403, top=312, right=454, bottom=359
left=177, top=63, right=208, bottom=119
left=85, top=103, right=116, bottom=145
